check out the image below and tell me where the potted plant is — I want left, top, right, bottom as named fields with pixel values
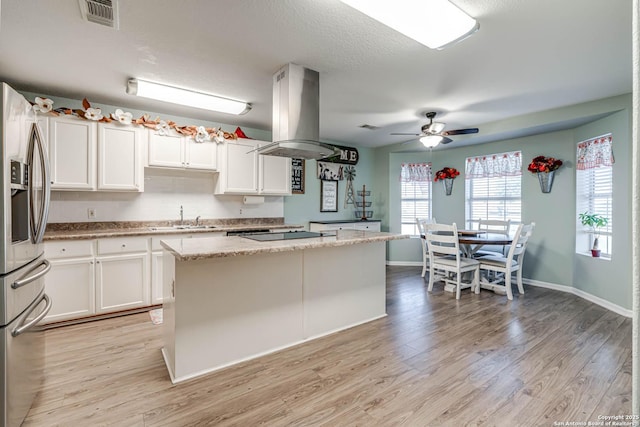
left=578, top=212, right=609, bottom=257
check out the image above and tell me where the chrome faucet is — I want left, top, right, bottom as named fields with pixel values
left=179, top=205, right=183, bottom=225
left=195, top=215, right=201, bottom=226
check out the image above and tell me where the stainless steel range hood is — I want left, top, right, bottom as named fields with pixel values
left=257, top=63, right=338, bottom=160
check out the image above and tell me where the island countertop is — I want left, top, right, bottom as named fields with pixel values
left=161, top=229, right=407, bottom=261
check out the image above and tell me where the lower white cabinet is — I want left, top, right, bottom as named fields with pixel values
left=96, top=253, right=149, bottom=313
left=44, top=257, right=95, bottom=323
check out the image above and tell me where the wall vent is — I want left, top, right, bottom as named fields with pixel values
left=358, top=124, right=379, bottom=130
left=79, top=0, right=119, bottom=29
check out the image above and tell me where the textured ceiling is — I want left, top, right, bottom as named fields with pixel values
left=0, top=0, right=632, bottom=148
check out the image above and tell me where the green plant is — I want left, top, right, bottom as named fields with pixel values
left=578, top=212, right=609, bottom=250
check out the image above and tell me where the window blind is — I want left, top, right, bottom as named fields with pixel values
left=465, top=175, right=521, bottom=229
left=401, top=180, right=431, bottom=235
left=576, top=165, right=613, bottom=255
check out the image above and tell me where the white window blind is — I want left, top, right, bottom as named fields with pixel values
left=576, top=165, right=613, bottom=256
left=401, top=180, right=431, bottom=235
left=465, top=151, right=522, bottom=229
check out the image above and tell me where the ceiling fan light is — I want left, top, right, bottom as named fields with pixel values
left=428, top=122, right=446, bottom=133
left=339, top=0, right=478, bottom=50
left=126, top=78, right=251, bottom=115
left=420, top=135, right=443, bottom=147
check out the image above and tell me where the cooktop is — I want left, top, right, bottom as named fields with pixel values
left=241, top=231, right=334, bottom=242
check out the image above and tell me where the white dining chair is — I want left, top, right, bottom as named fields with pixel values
left=424, top=222, right=480, bottom=300
left=416, top=217, right=436, bottom=278
left=478, top=222, right=535, bottom=300
left=475, top=218, right=511, bottom=257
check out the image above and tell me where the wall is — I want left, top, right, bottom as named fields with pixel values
left=20, top=91, right=283, bottom=223
left=283, top=145, right=376, bottom=227
left=379, top=94, right=632, bottom=310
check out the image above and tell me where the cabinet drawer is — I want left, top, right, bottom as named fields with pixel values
left=354, top=223, right=381, bottom=232
left=97, top=237, right=148, bottom=255
left=45, top=240, right=95, bottom=259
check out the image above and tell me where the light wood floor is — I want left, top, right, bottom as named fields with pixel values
left=24, top=266, right=631, bottom=426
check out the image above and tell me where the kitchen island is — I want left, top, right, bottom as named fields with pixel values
left=160, top=229, right=406, bottom=383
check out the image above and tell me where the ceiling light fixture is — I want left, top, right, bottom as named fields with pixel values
left=339, top=0, right=479, bottom=50
left=420, top=135, right=444, bottom=148
left=126, top=79, right=251, bottom=115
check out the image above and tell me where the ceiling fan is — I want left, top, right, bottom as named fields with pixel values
left=391, top=111, right=479, bottom=147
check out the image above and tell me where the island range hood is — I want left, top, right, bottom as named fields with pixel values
left=257, top=63, right=339, bottom=160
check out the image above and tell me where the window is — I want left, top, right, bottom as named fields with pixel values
left=464, top=151, right=522, bottom=229
left=400, top=163, right=432, bottom=235
left=576, top=134, right=614, bottom=257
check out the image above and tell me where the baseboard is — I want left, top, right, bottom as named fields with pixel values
left=386, top=261, right=423, bottom=266
left=523, top=278, right=632, bottom=318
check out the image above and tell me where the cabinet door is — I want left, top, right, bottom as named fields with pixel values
left=96, top=253, right=150, bottom=313
left=148, top=131, right=184, bottom=168
left=151, top=251, right=164, bottom=304
left=49, top=117, right=97, bottom=190
left=43, top=257, right=95, bottom=323
left=222, top=140, right=258, bottom=194
left=98, top=124, right=144, bottom=191
left=259, top=154, right=291, bottom=195
left=185, top=138, right=217, bottom=170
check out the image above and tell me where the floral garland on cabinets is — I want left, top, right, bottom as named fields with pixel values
left=30, top=96, right=238, bottom=143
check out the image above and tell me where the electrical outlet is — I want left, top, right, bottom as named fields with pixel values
left=239, top=208, right=243, bottom=215
left=87, top=208, right=96, bottom=219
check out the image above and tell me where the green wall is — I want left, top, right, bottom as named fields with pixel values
left=284, top=145, right=376, bottom=227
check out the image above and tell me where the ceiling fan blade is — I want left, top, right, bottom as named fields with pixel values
left=442, top=128, right=479, bottom=136
left=390, top=132, right=422, bottom=136
left=439, top=137, right=454, bottom=145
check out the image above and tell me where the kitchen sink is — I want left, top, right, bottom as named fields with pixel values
left=148, top=225, right=217, bottom=231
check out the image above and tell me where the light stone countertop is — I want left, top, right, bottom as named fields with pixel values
left=161, top=229, right=408, bottom=261
left=43, top=222, right=302, bottom=241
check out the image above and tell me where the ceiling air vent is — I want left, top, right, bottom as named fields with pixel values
left=79, top=0, right=119, bottom=29
left=359, top=124, right=379, bottom=130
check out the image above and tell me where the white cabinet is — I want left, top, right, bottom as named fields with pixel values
left=47, top=116, right=144, bottom=191
left=260, top=148, right=291, bottom=195
left=97, top=123, right=144, bottom=191
left=148, top=131, right=217, bottom=171
left=216, top=138, right=291, bottom=196
left=95, top=237, right=149, bottom=313
left=48, top=116, right=97, bottom=190
left=43, top=240, right=96, bottom=323
left=309, top=221, right=381, bottom=232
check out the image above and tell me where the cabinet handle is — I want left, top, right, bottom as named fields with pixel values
left=90, top=261, right=93, bottom=265
left=61, top=248, right=66, bottom=252
left=121, top=244, right=126, bottom=248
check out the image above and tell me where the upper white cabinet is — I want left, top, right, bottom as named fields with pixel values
left=98, top=123, right=144, bottom=191
left=49, top=116, right=97, bottom=190
left=148, top=130, right=217, bottom=171
left=47, top=116, right=144, bottom=192
left=215, top=138, right=291, bottom=196
left=260, top=145, right=291, bottom=195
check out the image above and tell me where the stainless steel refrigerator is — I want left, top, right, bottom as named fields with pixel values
left=0, top=83, right=52, bottom=427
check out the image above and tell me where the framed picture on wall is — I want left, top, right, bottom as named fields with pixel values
left=320, top=180, right=338, bottom=212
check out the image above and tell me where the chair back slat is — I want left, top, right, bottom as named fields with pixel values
left=424, top=222, right=460, bottom=257
left=478, top=218, right=511, bottom=236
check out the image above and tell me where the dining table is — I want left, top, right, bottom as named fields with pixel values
left=440, top=230, right=513, bottom=295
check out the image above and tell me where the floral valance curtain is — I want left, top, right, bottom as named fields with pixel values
left=576, top=134, right=614, bottom=170
left=465, top=151, right=522, bottom=179
left=400, top=163, right=432, bottom=182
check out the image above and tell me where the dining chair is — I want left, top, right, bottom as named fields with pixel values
left=475, top=218, right=511, bottom=257
left=477, top=222, right=535, bottom=300
left=416, top=217, right=436, bottom=278
left=424, top=222, right=480, bottom=300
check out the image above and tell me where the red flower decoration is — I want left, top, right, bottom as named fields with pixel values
left=434, top=167, right=460, bottom=181
left=527, top=155, right=563, bottom=174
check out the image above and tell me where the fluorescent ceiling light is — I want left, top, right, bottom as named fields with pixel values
left=126, top=79, right=251, bottom=115
left=340, top=0, right=479, bottom=50
left=420, top=135, right=444, bottom=147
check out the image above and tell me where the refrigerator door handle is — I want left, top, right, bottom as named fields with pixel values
left=28, top=122, right=51, bottom=244
left=12, top=259, right=51, bottom=289
left=12, top=293, right=52, bottom=337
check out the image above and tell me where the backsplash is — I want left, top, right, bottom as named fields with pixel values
left=47, top=168, right=284, bottom=223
